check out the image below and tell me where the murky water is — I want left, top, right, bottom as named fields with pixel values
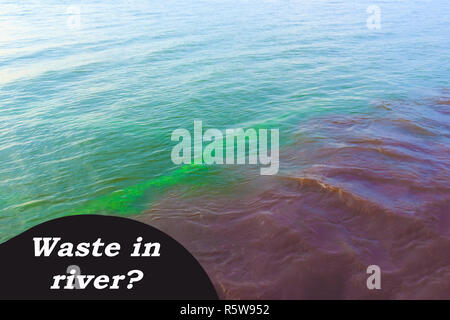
left=1, top=0, right=449, bottom=298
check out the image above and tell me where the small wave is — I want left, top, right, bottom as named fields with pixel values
left=138, top=95, right=450, bottom=299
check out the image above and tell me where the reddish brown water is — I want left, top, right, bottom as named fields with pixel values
left=137, top=97, right=450, bottom=299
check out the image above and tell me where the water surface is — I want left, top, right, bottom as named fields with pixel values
left=1, top=0, right=449, bottom=298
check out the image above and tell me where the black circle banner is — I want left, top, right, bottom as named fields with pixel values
left=0, top=215, right=218, bottom=300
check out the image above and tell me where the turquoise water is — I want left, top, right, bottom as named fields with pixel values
left=0, top=0, right=449, bottom=243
